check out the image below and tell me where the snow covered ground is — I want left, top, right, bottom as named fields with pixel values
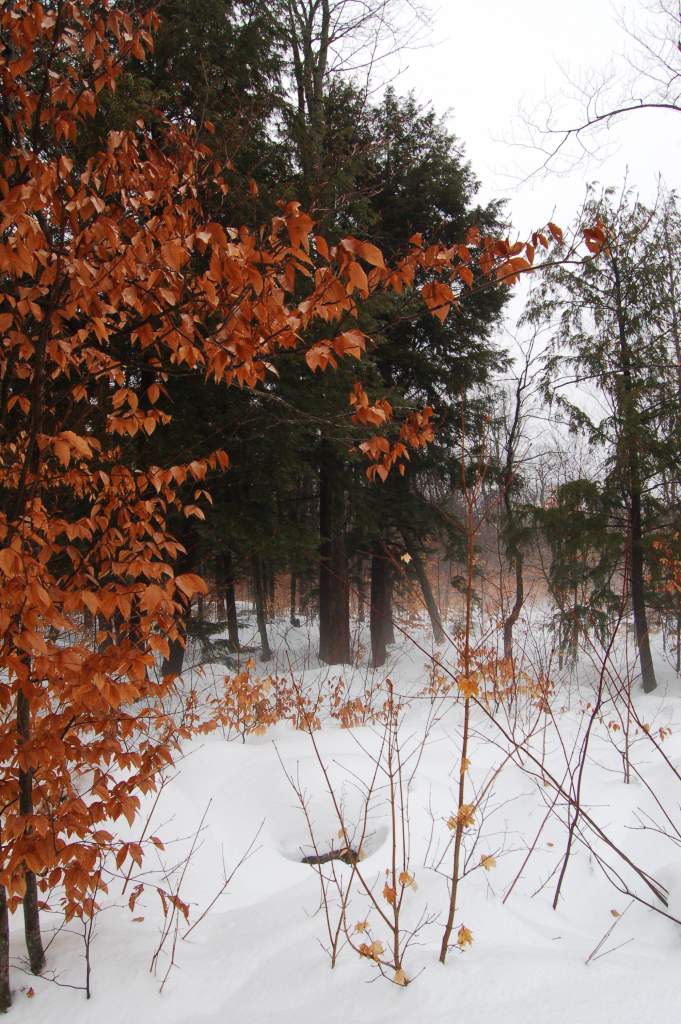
left=9, top=613, right=681, bottom=1023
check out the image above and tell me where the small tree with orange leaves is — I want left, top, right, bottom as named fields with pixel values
left=0, top=0, right=591, bottom=1008
left=0, top=0, right=430, bottom=1002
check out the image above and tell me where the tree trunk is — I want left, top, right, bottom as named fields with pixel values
left=96, top=609, right=121, bottom=653
left=266, top=565, right=275, bottom=620
left=161, top=518, right=199, bottom=679
left=318, top=445, right=350, bottom=664
left=502, top=552, right=524, bottom=661
left=17, top=691, right=45, bottom=975
left=402, top=532, right=445, bottom=644
left=252, top=556, right=272, bottom=661
left=162, top=635, right=185, bottom=678
left=613, top=256, right=657, bottom=692
left=500, top=368, right=526, bottom=663
left=222, top=551, right=240, bottom=652
left=299, top=569, right=312, bottom=616
left=385, top=567, right=395, bottom=645
left=289, top=573, right=300, bottom=626
left=197, top=565, right=205, bottom=624
left=630, top=493, right=657, bottom=692
left=0, top=885, right=9, bottom=1013
left=370, top=544, right=390, bottom=668
left=356, top=558, right=366, bottom=624
left=286, top=0, right=331, bottom=202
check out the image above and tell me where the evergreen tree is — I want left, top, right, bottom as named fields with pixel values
left=525, top=187, right=681, bottom=691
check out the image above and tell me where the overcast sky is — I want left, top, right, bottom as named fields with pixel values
left=391, top=0, right=679, bottom=238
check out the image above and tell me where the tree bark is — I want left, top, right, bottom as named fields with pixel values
left=266, top=565, right=275, bottom=620
left=630, top=492, right=657, bottom=692
left=197, top=562, right=205, bottom=624
left=500, top=368, right=526, bottom=662
left=385, top=567, right=395, bottom=646
left=285, top=0, right=331, bottom=201
left=161, top=518, right=199, bottom=679
left=0, top=885, right=9, bottom=1012
left=289, top=573, right=300, bottom=626
left=613, top=256, right=657, bottom=692
left=251, top=556, right=272, bottom=661
left=318, top=445, right=351, bottom=664
left=370, top=541, right=394, bottom=667
left=356, top=558, right=366, bottom=624
left=402, top=531, right=445, bottom=644
left=17, top=691, right=45, bottom=975
left=222, top=551, right=240, bottom=652
left=502, top=552, right=524, bottom=661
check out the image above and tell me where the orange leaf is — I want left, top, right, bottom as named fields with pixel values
left=175, top=573, right=208, bottom=599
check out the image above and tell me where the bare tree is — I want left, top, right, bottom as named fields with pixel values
left=282, top=0, right=429, bottom=195
left=497, top=342, right=542, bottom=660
left=522, top=1, right=680, bottom=175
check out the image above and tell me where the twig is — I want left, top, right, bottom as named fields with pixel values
left=182, top=820, right=264, bottom=940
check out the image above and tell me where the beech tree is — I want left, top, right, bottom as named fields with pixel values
left=0, top=0, right=435, bottom=1001
left=0, top=4, right=607, bottom=1013
left=2, top=4, right=566, bottom=1007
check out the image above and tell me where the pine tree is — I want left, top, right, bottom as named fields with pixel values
left=525, top=187, right=681, bottom=691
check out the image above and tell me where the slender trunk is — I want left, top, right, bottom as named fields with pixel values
left=439, top=489, right=475, bottom=963
left=252, top=556, right=272, bottom=661
left=356, top=558, right=366, bottom=624
left=662, top=216, right=681, bottom=676
left=17, top=691, right=45, bottom=975
left=197, top=564, right=205, bottom=624
left=222, top=551, right=240, bottom=652
left=385, top=568, right=395, bottom=646
left=289, top=573, right=299, bottom=626
left=162, top=635, right=185, bottom=679
left=97, top=609, right=122, bottom=653
left=318, top=445, right=350, bottom=664
left=402, top=532, right=445, bottom=643
left=630, top=493, right=656, bottom=692
left=612, top=255, right=657, bottom=692
left=0, top=885, right=9, bottom=1012
left=370, top=542, right=392, bottom=668
left=501, top=370, right=526, bottom=662
left=266, top=565, right=275, bottom=620
left=161, top=518, right=198, bottom=679
left=502, top=553, right=524, bottom=661
left=299, top=570, right=311, bottom=616
left=286, top=0, right=330, bottom=203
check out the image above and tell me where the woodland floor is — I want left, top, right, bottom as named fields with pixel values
left=9, top=607, right=681, bottom=1024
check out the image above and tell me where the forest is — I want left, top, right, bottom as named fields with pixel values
left=0, top=1, right=680, bottom=1021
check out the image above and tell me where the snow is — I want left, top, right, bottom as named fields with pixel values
left=9, top=613, right=681, bottom=1023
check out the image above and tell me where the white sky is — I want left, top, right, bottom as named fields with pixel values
left=391, top=0, right=679, bottom=238
left=366, top=0, right=680, bottom=431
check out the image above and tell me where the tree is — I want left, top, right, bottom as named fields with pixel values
left=279, top=74, right=512, bottom=663
left=0, top=0, right=445, bottom=997
left=356, top=89, right=508, bottom=658
left=282, top=0, right=427, bottom=200
left=3, top=3, right=554, bottom=1001
left=527, top=1, right=680, bottom=174
left=281, top=6, right=433, bottom=666
left=493, top=344, right=542, bottom=661
left=524, top=188, right=681, bottom=691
